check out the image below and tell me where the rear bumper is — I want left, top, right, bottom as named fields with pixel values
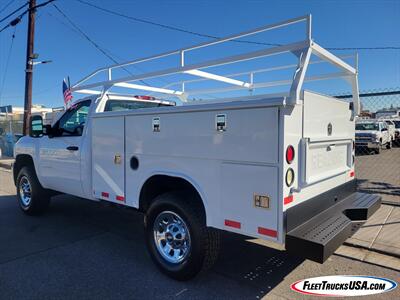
left=285, top=181, right=381, bottom=263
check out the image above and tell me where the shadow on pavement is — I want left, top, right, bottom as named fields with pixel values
left=357, top=179, right=400, bottom=197
left=0, top=194, right=303, bottom=299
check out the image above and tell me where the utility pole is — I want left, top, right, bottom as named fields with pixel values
left=23, top=0, right=36, bottom=136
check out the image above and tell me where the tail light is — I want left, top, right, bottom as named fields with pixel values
left=286, top=145, right=295, bottom=164
left=135, top=95, right=156, bottom=100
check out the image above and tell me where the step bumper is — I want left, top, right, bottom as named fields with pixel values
left=285, top=192, right=381, bottom=263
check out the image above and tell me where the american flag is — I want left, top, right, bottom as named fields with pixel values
left=63, top=78, right=73, bottom=108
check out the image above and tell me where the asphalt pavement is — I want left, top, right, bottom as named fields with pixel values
left=0, top=168, right=399, bottom=300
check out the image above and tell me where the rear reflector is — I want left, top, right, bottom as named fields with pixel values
left=350, top=171, right=355, bottom=177
left=284, top=195, right=294, bottom=205
left=116, top=195, right=125, bottom=201
left=224, top=219, right=241, bottom=229
left=101, top=192, right=109, bottom=198
left=258, top=227, right=277, bottom=237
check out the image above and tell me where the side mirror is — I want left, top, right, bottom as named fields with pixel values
left=30, top=115, right=44, bottom=137
left=43, top=124, right=53, bottom=137
left=381, top=128, right=387, bottom=132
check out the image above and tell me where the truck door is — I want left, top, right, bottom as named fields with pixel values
left=38, top=100, right=91, bottom=197
left=380, top=122, right=389, bottom=144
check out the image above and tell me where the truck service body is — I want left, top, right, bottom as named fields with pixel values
left=13, top=16, right=380, bottom=280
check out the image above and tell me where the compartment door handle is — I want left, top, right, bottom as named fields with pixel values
left=66, top=146, right=79, bottom=151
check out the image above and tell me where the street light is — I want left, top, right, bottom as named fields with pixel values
left=28, top=60, right=52, bottom=66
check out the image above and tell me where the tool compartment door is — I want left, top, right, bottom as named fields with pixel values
left=92, top=116, right=125, bottom=202
left=302, top=91, right=353, bottom=184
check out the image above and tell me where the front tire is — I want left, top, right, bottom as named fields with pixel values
left=16, top=166, right=50, bottom=215
left=144, top=191, right=219, bottom=280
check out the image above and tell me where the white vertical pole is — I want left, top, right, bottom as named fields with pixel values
left=306, top=14, right=312, bottom=41
left=181, top=51, right=185, bottom=92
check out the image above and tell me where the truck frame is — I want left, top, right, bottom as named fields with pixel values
left=14, top=15, right=380, bottom=280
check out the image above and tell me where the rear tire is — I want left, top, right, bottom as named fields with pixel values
left=374, top=146, right=380, bottom=154
left=16, top=166, right=50, bottom=215
left=144, top=191, right=219, bottom=281
left=386, top=140, right=392, bottom=149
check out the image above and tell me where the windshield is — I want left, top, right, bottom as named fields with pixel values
left=356, top=123, right=379, bottom=131
left=104, top=100, right=173, bottom=112
left=393, top=121, right=400, bottom=128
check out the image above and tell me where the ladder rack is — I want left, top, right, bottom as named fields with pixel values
left=70, top=15, right=360, bottom=116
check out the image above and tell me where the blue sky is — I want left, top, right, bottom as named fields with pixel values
left=0, top=0, right=399, bottom=108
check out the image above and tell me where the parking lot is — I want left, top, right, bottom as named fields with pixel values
left=0, top=167, right=399, bottom=299
left=356, top=146, right=400, bottom=205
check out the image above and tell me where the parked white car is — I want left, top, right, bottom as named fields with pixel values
left=355, top=120, right=391, bottom=153
left=384, top=120, right=396, bottom=143
left=393, top=119, right=400, bottom=144
left=13, top=16, right=380, bottom=280
left=381, top=118, right=400, bottom=145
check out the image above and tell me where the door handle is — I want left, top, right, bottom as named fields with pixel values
left=66, top=146, right=79, bottom=151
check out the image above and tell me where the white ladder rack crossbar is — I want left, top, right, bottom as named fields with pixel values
left=70, top=15, right=360, bottom=116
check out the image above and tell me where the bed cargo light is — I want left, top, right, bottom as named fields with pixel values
left=286, top=145, right=295, bottom=164
left=286, top=168, right=295, bottom=187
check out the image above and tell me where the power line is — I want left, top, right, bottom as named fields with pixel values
left=75, top=0, right=400, bottom=51
left=0, top=0, right=15, bottom=15
left=0, top=27, right=17, bottom=106
left=0, top=0, right=56, bottom=33
left=52, top=3, right=150, bottom=86
left=0, top=1, right=28, bottom=24
left=326, top=46, right=400, bottom=51
left=75, top=0, right=280, bottom=47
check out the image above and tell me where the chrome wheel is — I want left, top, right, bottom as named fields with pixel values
left=19, top=176, right=32, bottom=206
left=153, top=211, right=191, bottom=264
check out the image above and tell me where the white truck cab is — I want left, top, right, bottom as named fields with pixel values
left=13, top=16, right=380, bottom=280
left=355, top=119, right=391, bottom=153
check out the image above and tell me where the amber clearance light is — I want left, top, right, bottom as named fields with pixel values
left=286, top=168, right=295, bottom=187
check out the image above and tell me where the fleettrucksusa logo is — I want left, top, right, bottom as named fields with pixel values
left=291, top=275, right=397, bottom=297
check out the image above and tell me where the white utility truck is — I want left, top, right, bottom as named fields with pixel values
left=14, top=16, right=380, bottom=280
left=355, top=119, right=391, bottom=154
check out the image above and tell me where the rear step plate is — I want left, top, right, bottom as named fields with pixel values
left=286, top=192, right=381, bottom=263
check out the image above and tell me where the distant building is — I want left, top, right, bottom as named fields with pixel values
left=359, top=110, right=373, bottom=118
left=0, top=104, right=60, bottom=120
left=0, top=104, right=63, bottom=134
left=375, top=107, right=400, bottom=119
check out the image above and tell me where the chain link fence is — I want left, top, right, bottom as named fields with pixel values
left=338, top=88, right=400, bottom=205
left=0, top=119, right=23, bottom=157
